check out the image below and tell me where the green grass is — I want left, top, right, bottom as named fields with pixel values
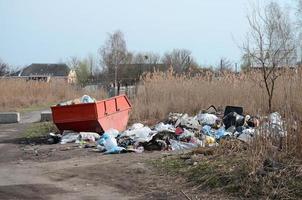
left=23, top=122, right=57, bottom=139
left=18, top=102, right=55, bottom=113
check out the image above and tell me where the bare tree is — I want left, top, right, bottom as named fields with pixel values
left=67, top=56, right=81, bottom=69
left=296, top=0, right=302, bottom=62
left=0, top=59, right=9, bottom=76
left=132, top=52, right=161, bottom=65
left=218, top=57, right=233, bottom=71
left=162, top=49, right=194, bottom=73
left=241, top=53, right=252, bottom=71
left=99, top=30, right=130, bottom=85
left=243, top=2, right=296, bottom=112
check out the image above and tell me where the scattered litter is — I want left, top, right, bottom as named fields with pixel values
left=105, top=128, right=119, bottom=138
left=154, top=122, right=175, bottom=133
left=170, top=139, right=199, bottom=151
left=224, top=105, right=243, bottom=116
left=60, top=131, right=79, bottom=144
left=196, top=113, right=218, bottom=126
left=79, top=132, right=100, bottom=142
left=223, top=112, right=245, bottom=129
left=175, top=127, right=184, bottom=135
left=269, top=112, right=286, bottom=136
left=175, top=114, right=201, bottom=130
left=97, top=132, right=125, bottom=154
left=49, top=103, right=286, bottom=155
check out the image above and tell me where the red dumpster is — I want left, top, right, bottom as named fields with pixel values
left=51, top=95, right=132, bottom=133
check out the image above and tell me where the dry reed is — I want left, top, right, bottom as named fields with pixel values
left=0, top=79, right=107, bottom=111
left=131, top=69, right=302, bottom=122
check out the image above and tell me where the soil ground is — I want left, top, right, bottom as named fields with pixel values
left=0, top=112, right=227, bottom=200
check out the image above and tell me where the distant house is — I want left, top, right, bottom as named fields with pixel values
left=16, top=63, right=77, bottom=83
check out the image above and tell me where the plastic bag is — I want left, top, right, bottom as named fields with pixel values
left=237, top=133, right=252, bottom=143
left=223, top=112, right=245, bottom=129
left=268, top=112, right=286, bottom=137
left=79, top=132, right=100, bottom=142
left=97, top=133, right=125, bottom=154
left=178, top=128, right=195, bottom=140
left=201, top=125, right=215, bottom=136
left=170, top=139, right=198, bottom=151
left=154, top=122, right=175, bottom=133
left=133, top=127, right=157, bottom=143
left=215, top=127, right=232, bottom=139
left=175, top=114, right=201, bottom=130
left=205, top=135, right=216, bottom=145
left=269, top=112, right=282, bottom=126
left=81, top=95, right=95, bottom=103
left=60, top=131, right=79, bottom=144
left=196, top=113, right=218, bottom=126
left=121, top=124, right=156, bottom=142
left=105, top=128, right=119, bottom=138
left=131, top=123, right=144, bottom=130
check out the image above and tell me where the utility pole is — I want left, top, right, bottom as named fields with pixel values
left=114, top=65, right=118, bottom=95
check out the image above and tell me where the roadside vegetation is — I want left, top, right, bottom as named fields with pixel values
left=23, top=122, right=57, bottom=139
left=0, top=79, right=107, bottom=112
left=155, top=136, right=302, bottom=199
left=131, top=69, right=302, bottom=121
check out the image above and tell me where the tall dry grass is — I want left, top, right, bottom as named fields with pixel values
left=131, top=69, right=302, bottom=198
left=0, top=79, right=107, bottom=111
left=131, top=68, right=302, bottom=121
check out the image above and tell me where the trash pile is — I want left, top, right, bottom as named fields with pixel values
left=49, top=105, right=286, bottom=154
left=56, top=95, right=95, bottom=106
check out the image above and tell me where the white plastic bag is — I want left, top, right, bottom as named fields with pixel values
left=170, top=139, right=198, bottom=151
left=60, top=131, right=79, bottom=144
left=196, top=113, right=218, bottom=126
left=79, top=132, right=100, bottom=142
left=154, top=122, right=175, bottom=133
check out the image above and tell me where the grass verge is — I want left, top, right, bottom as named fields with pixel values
left=153, top=140, right=302, bottom=199
left=23, top=122, right=58, bottom=143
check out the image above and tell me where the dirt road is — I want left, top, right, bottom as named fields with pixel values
left=0, top=112, right=224, bottom=200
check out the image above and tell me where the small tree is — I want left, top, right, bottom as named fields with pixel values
left=162, top=49, right=195, bottom=73
left=99, top=30, right=130, bottom=85
left=242, top=2, right=296, bottom=112
left=75, top=60, right=90, bottom=86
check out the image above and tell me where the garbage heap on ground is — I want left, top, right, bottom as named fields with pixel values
left=50, top=106, right=286, bottom=154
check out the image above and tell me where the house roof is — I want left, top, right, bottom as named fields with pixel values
left=21, top=63, right=71, bottom=77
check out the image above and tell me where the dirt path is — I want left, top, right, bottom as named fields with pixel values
left=0, top=112, right=224, bottom=200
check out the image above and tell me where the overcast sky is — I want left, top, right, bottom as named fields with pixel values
left=0, top=0, right=295, bottom=68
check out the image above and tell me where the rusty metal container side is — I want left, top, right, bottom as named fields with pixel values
left=96, top=95, right=131, bottom=132
left=51, top=95, right=131, bottom=133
